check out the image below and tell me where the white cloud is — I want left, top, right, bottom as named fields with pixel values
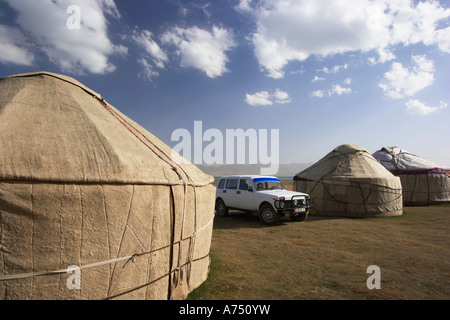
left=0, top=25, right=34, bottom=66
left=162, top=26, right=235, bottom=78
left=114, top=44, right=128, bottom=57
left=236, top=0, right=253, bottom=13
left=99, top=0, right=121, bottom=19
left=246, top=91, right=272, bottom=106
left=137, top=58, right=160, bottom=81
left=290, top=67, right=305, bottom=75
left=368, top=48, right=396, bottom=65
left=246, top=89, right=291, bottom=106
left=319, top=64, right=348, bottom=74
left=310, top=90, right=325, bottom=98
left=379, top=55, right=435, bottom=99
left=178, top=2, right=212, bottom=18
left=132, top=30, right=168, bottom=68
left=311, top=77, right=353, bottom=98
left=131, top=29, right=168, bottom=80
left=328, top=84, right=352, bottom=96
left=405, top=99, right=447, bottom=115
left=274, top=89, right=292, bottom=104
left=3, top=0, right=122, bottom=74
left=311, top=75, right=325, bottom=83
left=388, top=0, right=450, bottom=48
left=435, top=26, right=450, bottom=53
left=239, top=0, right=450, bottom=78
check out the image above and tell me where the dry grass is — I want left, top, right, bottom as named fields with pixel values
left=188, top=181, right=450, bottom=300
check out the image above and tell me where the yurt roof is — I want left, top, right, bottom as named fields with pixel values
left=0, top=72, right=213, bottom=186
left=295, top=144, right=397, bottom=182
left=372, top=146, right=446, bottom=171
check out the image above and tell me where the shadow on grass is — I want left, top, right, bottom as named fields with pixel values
left=212, top=210, right=349, bottom=230
left=212, top=204, right=450, bottom=230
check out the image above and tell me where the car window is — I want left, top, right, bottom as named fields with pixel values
left=217, top=179, right=225, bottom=189
left=239, top=179, right=251, bottom=191
left=253, top=177, right=285, bottom=190
left=226, top=179, right=238, bottom=190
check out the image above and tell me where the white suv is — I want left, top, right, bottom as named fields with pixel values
left=215, top=175, right=313, bottom=225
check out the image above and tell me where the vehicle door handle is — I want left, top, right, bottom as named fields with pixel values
left=223, top=190, right=227, bottom=193
left=236, top=191, right=241, bottom=194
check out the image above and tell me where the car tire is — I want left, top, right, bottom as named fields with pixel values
left=215, top=199, right=228, bottom=217
left=290, top=212, right=308, bottom=222
left=259, top=204, right=279, bottom=225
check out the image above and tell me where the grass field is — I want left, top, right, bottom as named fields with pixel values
left=188, top=181, right=450, bottom=300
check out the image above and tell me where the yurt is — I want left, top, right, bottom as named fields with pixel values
left=293, top=144, right=403, bottom=217
left=373, top=147, right=450, bottom=205
left=0, top=72, right=215, bottom=300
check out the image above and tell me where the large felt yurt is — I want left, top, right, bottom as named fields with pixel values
left=0, top=72, right=215, bottom=300
left=293, top=144, right=403, bottom=217
left=373, top=147, right=450, bottom=205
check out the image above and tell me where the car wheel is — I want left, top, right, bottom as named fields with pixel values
left=290, top=212, right=307, bottom=222
left=259, top=204, right=279, bottom=225
left=215, top=199, right=228, bottom=217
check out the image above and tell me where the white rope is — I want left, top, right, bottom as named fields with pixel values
left=0, top=255, right=134, bottom=281
left=0, top=215, right=214, bottom=282
left=175, top=176, right=188, bottom=285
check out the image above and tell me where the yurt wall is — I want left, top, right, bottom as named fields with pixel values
left=0, top=72, right=215, bottom=300
left=372, top=147, right=450, bottom=205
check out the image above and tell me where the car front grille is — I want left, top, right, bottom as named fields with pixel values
left=284, top=199, right=306, bottom=209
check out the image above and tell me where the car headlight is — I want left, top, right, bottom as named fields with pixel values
left=274, top=200, right=285, bottom=209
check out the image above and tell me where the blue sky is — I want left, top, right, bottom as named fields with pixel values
left=1, top=0, right=449, bottom=168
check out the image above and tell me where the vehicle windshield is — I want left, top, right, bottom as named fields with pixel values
left=253, top=178, right=285, bottom=191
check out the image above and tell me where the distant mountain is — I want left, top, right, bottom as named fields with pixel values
left=196, top=162, right=313, bottom=177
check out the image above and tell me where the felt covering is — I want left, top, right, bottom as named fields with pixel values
left=0, top=72, right=215, bottom=300
left=294, top=144, right=403, bottom=217
left=373, top=147, right=450, bottom=205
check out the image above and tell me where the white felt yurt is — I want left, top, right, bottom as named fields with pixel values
left=294, top=144, right=403, bottom=217
left=0, top=72, right=215, bottom=300
left=373, top=147, right=450, bottom=205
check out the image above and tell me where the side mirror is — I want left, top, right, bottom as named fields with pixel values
left=248, top=187, right=253, bottom=192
